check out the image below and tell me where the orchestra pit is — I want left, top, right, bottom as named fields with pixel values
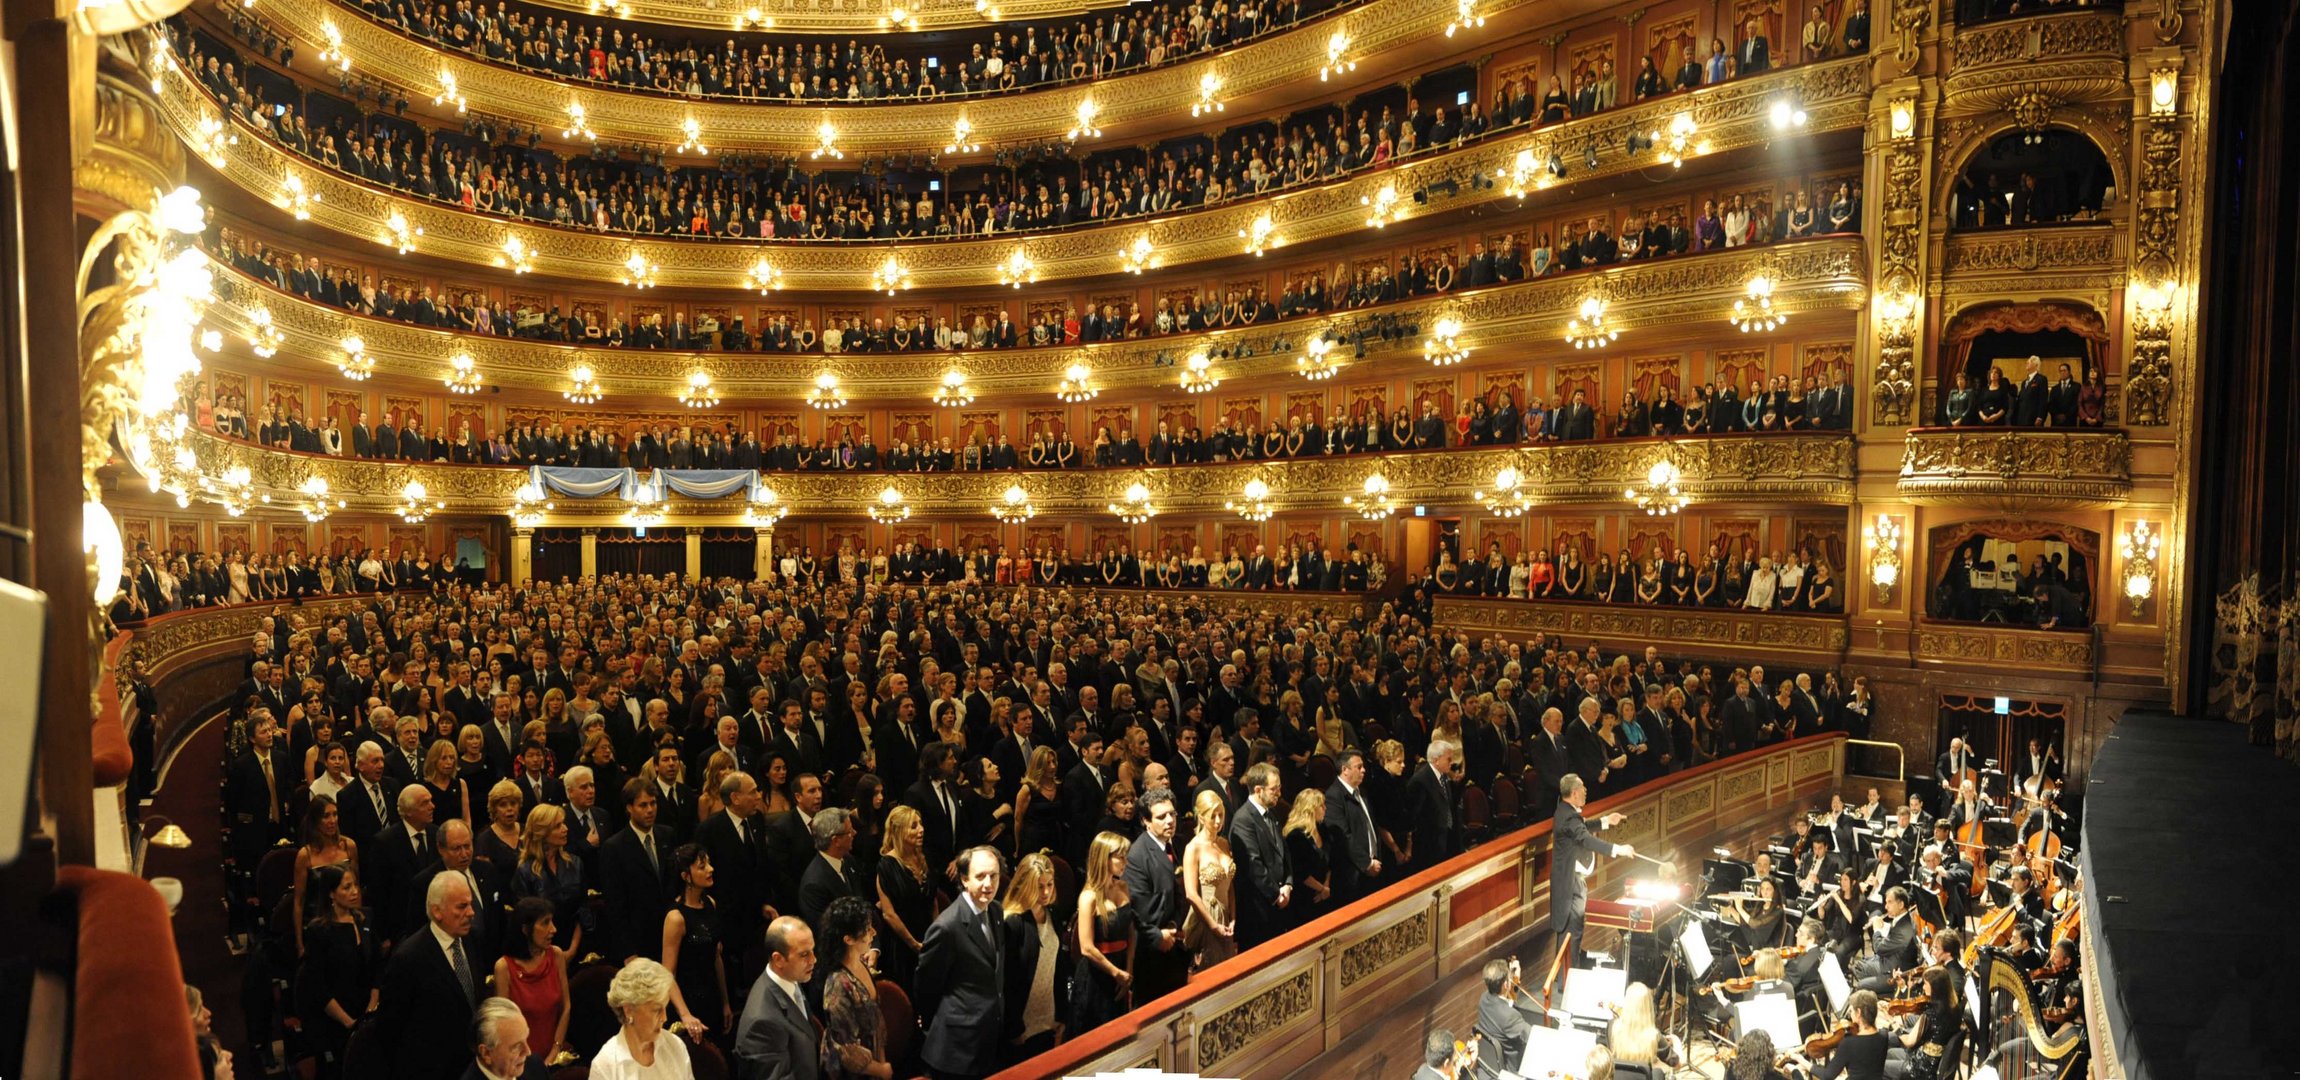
left=5, top=0, right=2299, bottom=1077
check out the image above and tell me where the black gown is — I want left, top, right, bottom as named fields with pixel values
left=672, top=896, right=726, bottom=1035
left=877, top=857, right=934, bottom=988
left=1068, top=903, right=1136, bottom=1031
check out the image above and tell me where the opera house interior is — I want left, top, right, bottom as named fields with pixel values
left=4, top=0, right=2299, bottom=1075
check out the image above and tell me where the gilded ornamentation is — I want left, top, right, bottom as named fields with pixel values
left=2126, top=298, right=2173, bottom=426
left=1896, top=429, right=2132, bottom=509
left=1196, top=969, right=1317, bottom=1069
left=1943, top=227, right=2119, bottom=273
left=2007, top=90, right=2059, bottom=133
left=1891, top=0, right=1931, bottom=70
left=1949, top=12, right=2122, bottom=69
left=2134, top=119, right=2184, bottom=282
left=1915, top=624, right=2094, bottom=669
left=1339, top=909, right=1432, bottom=989
left=82, top=73, right=186, bottom=213
left=1433, top=596, right=1852, bottom=653
left=1719, top=766, right=1767, bottom=803
left=1663, top=785, right=1712, bottom=829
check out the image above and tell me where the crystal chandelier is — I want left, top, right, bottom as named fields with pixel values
left=445, top=351, right=483, bottom=393
left=676, top=117, right=709, bottom=155
left=1473, top=465, right=1535, bottom=517
left=620, top=249, right=659, bottom=289
left=397, top=479, right=444, bottom=524
left=1297, top=333, right=1342, bottom=380
left=511, top=481, right=554, bottom=528
left=869, top=485, right=911, bottom=524
left=735, top=6, right=773, bottom=28
left=744, top=487, right=788, bottom=527
left=1730, top=274, right=1785, bottom=332
left=317, top=19, right=351, bottom=69
left=337, top=335, right=374, bottom=381
left=282, top=174, right=319, bottom=220
left=976, top=0, right=1001, bottom=17
left=870, top=253, right=912, bottom=295
left=992, top=483, right=1037, bottom=524
left=679, top=370, right=719, bottom=409
left=746, top=257, right=784, bottom=293
left=1444, top=0, right=1483, bottom=36
left=1118, top=234, right=1158, bottom=274
left=383, top=210, right=422, bottom=254
left=881, top=4, right=918, bottom=29
left=1240, top=211, right=1279, bottom=256
left=1626, top=449, right=1690, bottom=515
left=1179, top=350, right=1221, bottom=393
left=1226, top=477, right=1275, bottom=521
left=500, top=235, right=535, bottom=274
left=1497, top=147, right=1550, bottom=200
left=434, top=69, right=467, bottom=113
left=812, top=119, right=843, bottom=160
left=1191, top=70, right=1225, bottom=117
left=933, top=369, right=975, bottom=407
left=998, top=248, right=1037, bottom=288
left=622, top=486, right=665, bottom=531
left=1345, top=472, right=1397, bottom=519
left=1362, top=182, right=1404, bottom=228
left=1320, top=29, right=1356, bottom=80
left=1565, top=293, right=1620, bottom=349
left=1056, top=363, right=1098, bottom=402
left=563, top=101, right=598, bottom=141
left=565, top=364, right=604, bottom=404
left=1424, top=316, right=1469, bottom=366
left=193, top=111, right=237, bottom=167
left=246, top=307, right=284, bottom=357
left=208, top=465, right=260, bottom=517
left=299, top=476, right=344, bottom=522
left=1068, top=98, right=1101, bottom=140
left=807, top=371, right=847, bottom=409
left=946, top=117, right=980, bottom=154
left=1108, top=481, right=1158, bottom=523
left=1651, top=111, right=1703, bottom=168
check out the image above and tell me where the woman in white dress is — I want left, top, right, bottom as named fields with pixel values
left=838, top=545, right=859, bottom=585
left=588, top=958, right=695, bottom=1080
left=1744, top=556, right=1778, bottom=611
left=226, top=551, right=251, bottom=604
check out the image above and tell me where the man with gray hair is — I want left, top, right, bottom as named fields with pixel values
left=798, top=806, right=863, bottom=926
left=467, top=996, right=547, bottom=1079
left=373, top=870, right=478, bottom=1078
left=1406, top=738, right=1465, bottom=867
left=339, top=739, right=401, bottom=844
left=1550, top=773, right=1631, bottom=965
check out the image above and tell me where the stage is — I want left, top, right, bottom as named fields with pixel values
left=2081, top=714, right=2300, bottom=1080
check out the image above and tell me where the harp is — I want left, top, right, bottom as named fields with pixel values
left=1975, top=946, right=2086, bottom=1080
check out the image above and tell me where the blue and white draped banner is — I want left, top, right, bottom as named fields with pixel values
left=531, top=467, right=764, bottom=502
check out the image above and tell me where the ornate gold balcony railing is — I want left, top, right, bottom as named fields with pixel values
left=1914, top=620, right=2094, bottom=674
left=1947, top=9, right=2126, bottom=76
left=1941, top=224, right=2123, bottom=277
left=1434, top=594, right=1851, bottom=659
left=501, top=0, right=1133, bottom=35
left=157, top=51, right=1872, bottom=286
left=148, top=425, right=1854, bottom=519
left=200, top=236, right=1867, bottom=399
left=1897, top=427, right=2132, bottom=509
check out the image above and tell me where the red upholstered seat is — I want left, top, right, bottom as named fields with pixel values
left=1461, top=783, right=1491, bottom=842
left=566, top=963, right=620, bottom=1057
left=1305, top=754, right=1339, bottom=793
left=690, top=1038, right=730, bottom=1080
left=56, top=866, right=200, bottom=1080
left=877, top=978, right=918, bottom=1067
left=1491, top=776, right=1521, bottom=829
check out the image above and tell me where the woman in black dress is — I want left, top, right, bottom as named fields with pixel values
left=1070, top=830, right=1138, bottom=1032
left=660, top=844, right=732, bottom=1045
left=875, top=805, right=935, bottom=989
left=1013, top=746, right=1066, bottom=860
left=295, top=864, right=376, bottom=1079
left=1891, top=967, right=1957, bottom=1080
left=1283, top=790, right=1334, bottom=930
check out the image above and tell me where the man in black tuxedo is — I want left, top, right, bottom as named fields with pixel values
left=876, top=695, right=924, bottom=795
left=1472, top=958, right=1547, bottom=1080
left=1060, top=732, right=1110, bottom=864
left=467, top=998, right=551, bottom=1080
left=225, top=713, right=293, bottom=871
left=410, top=819, right=511, bottom=966
left=1551, top=773, right=1631, bottom=964
left=1852, top=886, right=1921, bottom=991
left=2013, top=355, right=2051, bottom=426
left=1230, top=762, right=1293, bottom=949
left=916, top=847, right=1008, bottom=1080
left=771, top=698, right=826, bottom=777
left=765, top=775, right=826, bottom=915
left=1404, top=739, right=1465, bottom=868
left=1525, top=707, right=1571, bottom=810
left=1324, top=749, right=1384, bottom=902
left=1560, top=389, right=1597, bottom=440
left=1190, top=741, right=1239, bottom=838
left=903, top=742, right=966, bottom=887
left=372, top=872, right=480, bottom=1080
left=647, top=740, right=698, bottom=846
left=734, top=916, right=835, bottom=1080
left=1124, top=787, right=1189, bottom=1004
left=338, top=742, right=402, bottom=847
left=798, top=807, right=868, bottom=927
left=601, top=779, right=676, bottom=963
left=364, top=783, right=437, bottom=946
left=697, top=770, right=777, bottom=988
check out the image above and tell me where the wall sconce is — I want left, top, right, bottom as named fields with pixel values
left=2131, top=280, right=2176, bottom=332
left=1889, top=98, right=1915, bottom=141
left=1864, top=513, right=1903, bottom=605
left=2121, top=520, right=2162, bottom=616
left=2149, top=68, right=2179, bottom=117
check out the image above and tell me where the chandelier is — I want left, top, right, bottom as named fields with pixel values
left=745, top=257, right=784, bottom=293
left=193, top=111, right=237, bottom=167
left=1179, top=351, right=1221, bottom=393
left=622, top=486, right=665, bottom=531
left=807, top=371, right=847, bottom=409
left=1565, top=293, right=1620, bottom=349
left=282, top=174, right=319, bottom=221
left=620, top=249, right=659, bottom=289
left=1108, top=481, right=1158, bottom=524
left=992, top=483, right=1037, bottom=524
left=1363, top=182, right=1404, bottom=228
left=1068, top=98, right=1102, bottom=140
left=1226, top=477, right=1275, bottom=521
left=1650, top=111, right=1704, bottom=168
left=434, top=69, right=467, bottom=113
left=1424, top=316, right=1469, bottom=366
left=998, top=248, right=1038, bottom=288
left=676, top=117, right=709, bottom=155
left=299, top=476, right=343, bottom=522
left=1345, top=473, right=1398, bottom=519
left=976, top=0, right=1001, bottom=17
left=933, top=369, right=975, bottom=407
left=1473, top=465, right=1535, bottom=517
left=812, top=119, right=843, bottom=160
left=563, top=101, right=598, bottom=141
left=869, top=485, right=911, bottom=524
left=1320, top=29, right=1357, bottom=80
left=735, top=6, right=773, bottom=28
left=870, top=253, right=912, bottom=295
left=564, top=364, right=604, bottom=404
left=1240, top=211, right=1280, bottom=256
left=397, top=479, right=444, bottom=524
left=1497, top=147, right=1552, bottom=200
left=1770, top=96, right=1810, bottom=132
left=1445, top=0, right=1483, bottom=36
left=1297, top=333, right=1342, bottom=380
left=337, top=335, right=374, bottom=381
left=383, top=210, right=421, bottom=254
left=946, top=117, right=980, bottom=154
left=208, top=465, right=260, bottom=517
left=744, top=487, right=788, bottom=527
left=1118, top=233, right=1158, bottom=274
left=881, top=4, right=919, bottom=29
left=445, top=352, right=483, bottom=393
left=511, top=481, right=554, bottom=528
left=245, top=307, right=284, bottom=357
left=679, top=370, right=719, bottom=409
left=1191, top=70, right=1225, bottom=117
left=500, top=235, right=536, bottom=274
left=1056, top=362, right=1098, bottom=402
left=317, top=19, right=351, bottom=70
left=1730, top=274, right=1785, bottom=332
left=1626, top=449, right=1690, bottom=515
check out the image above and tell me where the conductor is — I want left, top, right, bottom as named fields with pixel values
left=1551, top=774, right=1632, bottom=964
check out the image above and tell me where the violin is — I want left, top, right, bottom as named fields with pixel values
left=1801, top=1020, right=1853, bottom=1060
left=1702, top=975, right=1762, bottom=996
left=1883, top=994, right=1930, bottom=1017
left=1739, top=946, right=1809, bottom=965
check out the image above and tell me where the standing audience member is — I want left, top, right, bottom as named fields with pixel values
left=1123, top=787, right=1189, bottom=1002
left=468, top=996, right=552, bottom=1080
left=999, top=852, right=1069, bottom=1064
left=372, top=872, right=480, bottom=1080
left=591, top=958, right=695, bottom=1079
left=1229, top=762, right=1294, bottom=949
left=915, top=847, right=1008, bottom=1080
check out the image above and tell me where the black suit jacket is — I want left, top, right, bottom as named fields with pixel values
left=362, top=821, right=434, bottom=942
left=1324, top=779, right=1380, bottom=894
left=1230, top=798, right=1291, bottom=942
left=1403, top=765, right=1461, bottom=867
left=915, top=897, right=1006, bottom=1076
left=697, top=810, right=774, bottom=937
left=902, top=780, right=963, bottom=884
left=1122, top=830, right=1184, bottom=935
left=1549, top=800, right=1618, bottom=934
left=336, top=776, right=401, bottom=848
left=732, top=968, right=820, bottom=1080
left=225, top=745, right=296, bottom=833
left=798, top=852, right=868, bottom=926
left=599, top=825, right=676, bottom=962
left=370, top=926, right=478, bottom=1080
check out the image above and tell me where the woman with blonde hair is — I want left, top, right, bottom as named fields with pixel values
left=1283, top=789, right=1334, bottom=928
left=695, top=749, right=739, bottom=822
left=1182, top=788, right=1238, bottom=969
left=1000, top=851, right=1069, bottom=1061
left=588, top=958, right=695, bottom=1079
left=479, top=779, right=525, bottom=871
left=1013, top=745, right=1064, bottom=859
left=420, top=739, right=471, bottom=822
left=455, top=724, right=495, bottom=798
left=1072, top=831, right=1137, bottom=1030
left=875, top=805, right=933, bottom=987
left=513, top=802, right=587, bottom=955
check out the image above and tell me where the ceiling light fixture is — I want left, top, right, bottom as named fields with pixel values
left=499, top=234, right=535, bottom=274
left=1068, top=98, right=1102, bottom=140
left=1227, top=477, right=1275, bottom=521
left=745, top=257, right=784, bottom=293
left=245, top=307, right=284, bottom=358
left=1056, top=362, right=1098, bottom=402
left=933, top=369, right=975, bottom=407
left=1345, top=472, right=1397, bottom=519
left=992, top=483, right=1036, bottom=524
left=1565, top=292, right=1620, bottom=349
left=1191, top=70, right=1225, bottom=117
left=563, top=101, right=598, bottom=141
left=317, top=20, right=351, bottom=70
left=511, top=481, right=554, bottom=528
left=1627, top=448, right=1691, bottom=515
left=869, top=484, right=912, bottom=524
left=1363, top=182, right=1404, bottom=227
left=1240, top=211, right=1280, bottom=256
left=1730, top=273, right=1785, bottom=332
left=1179, top=350, right=1221, bottom=393
left=807, top=371, right=847, bottom=409
left=193, top=112, right=238, bottom=166
left=1424, top=316, right=1469, bottom=365
left=1297, top=333, right=1342, bottom=380
left=382, top=210, right=421, bottom=254
left=620, top=249, right=659, bottom=288
left=299, top=476, right=344, bottom=522
left=208, top=465, right=261, bottom=517
left=1320, top=30, right=1357, bottom=80
left=744, top=487, right=788, bottom=527
left=445, top=351, right=483, bottom=393
left=676, top=117, right=709, bottom=155
left=735, top=6, right=773, bottom=29
left=564, top=364, right=603, bottom=404
left=434, top=69, right=467, bottom=113
left=281, top=174, right=319, bottom=220
left=1473, top=465, right=1535, bottom=517
left=679, top=369, right=719, bottom=409
left=870, top=253, right=912, bottom=295
left=882, top=4, right=918, bottom=29
left=1118, top=233, right=1158, bottom=274
left=336, top=334, right=374, bottom=380
left=397, top=479, right=444, bottom=524
left=812, top=119, right=843, bottom=160
left=1444, top=0, right=1484, bottom=36
left=622, top=486, right=664, bottom=531
left=998, top=247, right=1038, bottom=288
left=1108, top=481, right=1158, bottom=523
left=946, top=117, right=980, bottom=154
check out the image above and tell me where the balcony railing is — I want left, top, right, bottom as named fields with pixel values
left=1435, top=594, right=1850, bottom=660
left=1898, top=426, right=2131, bottom=509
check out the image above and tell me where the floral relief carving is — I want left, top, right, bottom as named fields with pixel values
left=1195, top=969, right=1316, bottom=1069
left=1896, top=429, right=2132, bottom=509
left=1339, top=909, right=1433, bottom=990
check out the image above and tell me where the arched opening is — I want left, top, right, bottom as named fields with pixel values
left=1935, top=302, right=2112, bottom=426
left=1925, top=519, right=2098, bottom=629
left=1949, top=127, right=2116, bottom=229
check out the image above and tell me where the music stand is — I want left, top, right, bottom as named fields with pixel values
left=1680, top=919, right=1716, bottom=981
left=1560, top=966, right=1628, bottom=1025
left=1702, top=859, right=1751, bottom=895
left=1817, top=950, right=1852, bottom=1013
left=1518, top=1021, right=1598, bottom=1078
left=1732, top=991, right=1802, bottom=1049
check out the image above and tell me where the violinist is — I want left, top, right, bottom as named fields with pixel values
left=1471, top=958, right=1545, bottom=1080
left=1418, top=1027, right=1479, bottom=1080
left=1783, top=919, right=1829, bottom=1000
left=1853, top=886, right=1920, bottom=992
left=1608, top=982, right=1683, bottom=1079
left=1804, top=990, right=1889, bottom=1080
left=1726, top=1030, right=1792, bottom=1080
left=1883, top=966, right=1956, bottom=1080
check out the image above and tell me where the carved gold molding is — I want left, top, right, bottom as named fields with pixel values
left=1434, top=595, right=1852, bottom=655
left=1947, top=11, right=2125, bottom=74
left=81, top=71, right=187, bottom=216
left=1942, top=225, right=2121, bottom=275
left=201, top=237, right=1867, bottom=398
left=157, top=55, right=1871, bottom=287
left=509, top=0, right=1127, bottom=34
left=1896, top=427, right=2133, bottom=510
left=1914, top=621, right=2094, bottom=671
left=158, top=426, right=1857, bottom=517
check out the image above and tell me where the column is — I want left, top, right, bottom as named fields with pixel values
left=580, top=528, right=599, bottom=579
left=510, top=528, right=534, bottom=584
left=754, top=527, right=775, bottom=581
left=684, top=531, right=703, bottom=580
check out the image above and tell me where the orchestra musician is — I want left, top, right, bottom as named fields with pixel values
left=2011, top=737, right=2061, bottom=800
left=1783, top=919, right=1829, bottom=1000
left=1882, top=966, right=1957, bottom=1080
left=1551, top=774, right=1633, bottom=965
left=1913, top=843, right=1971, bottom=928
left=1936, top=740, right=1978, bottom=813
left=1946, top=782, right=1991, bottom=835
left=1853, top=787, right=1887, bottom=825
left=1721, top=877, right=1786, bottom=949
left=1852, top=886, right=1921, bottom=992
left=1824, top=795, right=1863, bottom=858
left=1860, top=837, right=1908, bottom=901
left=1799, top=989, right=1890, bottom=1080
left=1471, top=958, right=1546, bottom=1080
left=1797, top=833, right=1844, bottom=899
left=1418, top=1027, right=1479, bottom=1080
left=1812, top=867, right=1864, bottom=963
